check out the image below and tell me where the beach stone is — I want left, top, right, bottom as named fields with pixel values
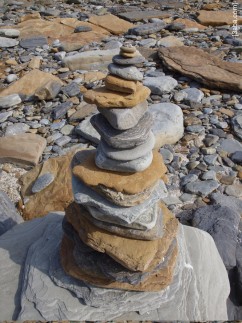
left=52, top=101, right=73, bottom=120
left=98, top=100, right=148, bottom=130
left=129, top=22, right=165, bottom=35
left=211, top=193, right=242, bottom=217
left=144, top=76, right=178, bottom=95
left=0, top=133, right=46, bottom=166
left=118, top=10, right=170, bottom=22
left=231, top=115, right=242, bottom=139
left=192, top=205, right=240, bottom=269
left=157, top=36, right=184, bottom=47
left=99, top=132, right=155, bottom=161
left=112, top=55, right=146, bottom=66
left=0, top=70, right=63, bottom=97
left=69, top=102, right=98, bottom=122
left=0, top=94, right=21, bottom=108
left=91, top=112, right=152, bottom=149
left=75, top=116, right=100, bottom=144
left=19, top=36, right=48, bottom=49
left=89, top=14, right=134, bottom=35
left=185, top=180, right=219, bottom=197
left=220, top=139, right=242, bottom=154
left=182, top=88, right=204, bottom=103
left=0, top=36, right=18, bottom=48
left=63, top=48, right=120, bottom=71
left=197, top=10, right=242, bottom=27
left=230, top=151, right=242, bottom=165
left=83, top=84, right=150, bottom=108
left=225, top=183, right=242, bottom=198
left=105, top=75, right=139, bottom=94
left=72, top=149, right=166, bottom=196
left=31, top=173, right=55, bottom=194
left=95, top=147, right=153, bottom=172
left=174, top=18, right=206, bottom=30
left=35, top=81, right=62, bottom=101
left=62, top=82, right=80, bottom=97
left=6, top=74, right=18, bottom=83
left=5, top=123, right=30, bottom=136
left=108, top=63, right=143, bottom=81
left=0, top=190, right=23, bottom=236
left=158, top=46, right=242, bottom=92
left=120, top=45, right=136, bottom=53
left=0, top=111, right=13, bottom=122
left=0, top=29, right=20, bottom=38
left=150, top=103, right=184, bottom=149
left=74, top=26, right=92, bottom=33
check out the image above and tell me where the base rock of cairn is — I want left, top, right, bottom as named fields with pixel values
left=0, top=45, right=230, bottom=320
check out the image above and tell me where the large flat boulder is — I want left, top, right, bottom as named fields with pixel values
left=197, top=10, right=242, bottom=26
left=89, top=14, right=134, bottom=35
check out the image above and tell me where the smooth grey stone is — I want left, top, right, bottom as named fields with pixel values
left=225, top=183, right=242, bottom=198
left=201, top=170, right=217, bottom=180
left=203, top=134, right=219, bottom=147
left=182, top=88, right=204, bottom=103
left=75, top=116, right=100, bottom=144
left=230, top=151, right=242, bottom=165
left=73, top=177, right=165, bottom=226
left=5, top=123, right=30, bottom=136
left=0, top=36, right=19, bottom=47
left=6, top=74, right=17, bottom=83
left=99, top=132, right=155, bottom=161
left=186, top=125, right=204, bottom=133
left=232, top=114, right=242, bottom=139
left=108, top=63, right=143, bottom=81
left=204, top=154, right=218, bottom=165
left=180, top=174, right=198, bottom=186
left=0, top=29, right=20, bottom=38
left=211, top=192, right=242, bottom=217
left=0, top=94, right=21, bottom=109
left=185, top=180, right=220, bottom=197
left=62, top=82, right=80, bottom=97
left=97, top=100, right=148, bottom=130
left=74, top=26, right=92, bottom=33
left=91, top=112, right=152, bottom=148
left=55, top=135, right=71, bottom=147
left=220, top=138, right=242, bottom=154
left=0, top=213, right=229, bottom=320
left=143, top=76, right=178, bottom=95
left=128, top=22, right=165, bottom=36
left=19, top=36, right=48, bottom=49
left=150, top=103, right=184, bottom=149
left=52, top=101, right=73, bottom=120
left=0, top=190, right=23, bottom=236
left=112, top=55, right=145, bottom=66
left=95, top=146, right=153, bottom=172
left=31, top=173, right=55, bottom=194
left=159, top=148, right=173, bottom=164
left=192, top=205, right=240, bottom=270
left=139, top=38, right=157, bottom=48
left=50, top=120, right=65, bottom=131
left=0, top=111, right=13, bottom=122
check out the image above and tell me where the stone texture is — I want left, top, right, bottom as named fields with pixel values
left=174, top=18, right=206, bottom=30
left=112, top=55, right=146, bottom=66
left=150, top=103, right=184, bottom=149
left=185, top=180, right=219, bottom=197
left=0, top=134, right=46, bottom=166
left=158, top=46, right=242, bottom=92
left=75, top=116, right=100, bottom=144
left=0, top=70, right=63, bottom=97
left=0, top=36, right=18, bottom=48
left=144, top=76, right=178, bottom=95
left=63, top=48, right=120, bottom=71
left=128, top=22, right=165, bottom=36
left=108, top=63, right=143, bottom=81
left=157, top=36, right=184, bottom=47
left=98, top=100, right=148, bottom=130
left=5, top=123, right=30, bottom=136
left=105, top=75, right=139, bottom=94
left=83, top=84, right=151, bottom=108
left=31, top=173, right=55, bottom=194
left=0, top=94, right=22, bottom=108
left=117, top=10, right=170, bottom=22
left=0, top=213, right=230, bottom=321
left=232, top=115, right=242, bottom=140
left=0, top=29, right=20, bottom=38
left=198, top=10, right=242, bottom=27
left=19, top=36, right=48, bottom=49
left=91, top=112, right=152, bottom=148
left=0, top=190, right=23, bottom=236
left=89, top=14, right=134, bottom=35
left=35, top=80, right=62, bottom=101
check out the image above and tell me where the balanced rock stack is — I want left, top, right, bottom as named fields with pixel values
left=60, top=45, right=180, bottom=292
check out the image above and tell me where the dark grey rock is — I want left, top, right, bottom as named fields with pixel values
left=0, top=190, right=23, bottom=236
left=159, top=148, right=173, bottom=164
left=192, top=205, right=240, bottom=269
left=52, top=101, right=73, bottom=120
left=62, top=82, right=80, bottom=97
left=128, top=22, right=165, bottom=35
left=108, top=63, right=143, bottom=81
left=211, top=192, right=242, bottom=216
left=74, top=25, right=92, bottom=33
left=185, top=180, right=219, bottom=197
left=230, top=151, right=242, bottom=165
left=112, top=55, right=145, bottom=66
left=91, top=112, right=153, bottom=149
left=19, top=36, right=48, bottom=49
left=75, top=116, right=100, bottom=144
left=232, top=115, right=242, bottom=140
left=32, top=173, right=55, bottom=194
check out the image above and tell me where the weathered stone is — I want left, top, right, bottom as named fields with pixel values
left=19, top=36, right=48, bottom=49
left=174, top=18, right=206, bottom=30
left=0, top=190, right=23, bottom=236
left=112, top=55, right=146, bottom=66
left=0, top=134, right=46, bottom=166
left=105, top=75, right=139, bottom=94
left=63, top=48, right=120, bottom=71
left=225, top=183, right=242, bottom=198
left=74, top=26, right=92, bottom=32
left=144, top=76, right=178, bottom=95
left=157, top=36, right=184, bottom=47
left=75, top=116, right=100, bottom=144
left=128, top=22, right=165, bottom=36
left=91, top=112, right=152, bottom=148
left=89, top=14, right=134, bottom=35
left=220, top=138, right=242, bottom=154
left=232, top=115, right=242, bottom=140
left=31, top=173, right=55, bottom=194
left=35, top=80, right=62, bottom=101
left=83, top=84, right=150, bottom=108
left=98, top=100, right=148, bottom=130
left=0, top=29, right=20, bottom=38
left=28, top=57, right=41, bottom=69
left=62, top=82, right=80, bottom=97
left=0, top=70, right=63, bottom=97
left=185, top=180, right=220, bottom=197
left=5, top=123, right=30, bottom=136
left=0, top=36, right=19, bottom=48
left=52, top=101, right=73, bottom=120
left=158, top=46, right=242, bottom=92
left=197, top=10, right=242, bottom=27
left=118, top=10, right=170, bottom=22
left=0, top=94, right=21, bottom=108
left=108, top=63, right=143, bottom=81
left=69, top=102, right=97, bottom=122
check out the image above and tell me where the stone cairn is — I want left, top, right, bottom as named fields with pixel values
left=60, top=45, right=179, bottom=293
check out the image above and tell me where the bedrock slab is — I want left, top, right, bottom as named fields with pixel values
left=83, top=84, right=150, bottom=108
left=0, top=213, right=230, bottom=320
left=97, top=100, right=148, bottom=130
left=91, top=112, right=153, bottom=148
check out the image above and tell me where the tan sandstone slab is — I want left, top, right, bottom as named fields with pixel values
left=61, top=234, right=178, bottom=292
left=174, top=18, right=206, bottom=30
left=0, top=133, right=46, bottom=166
left=83, top=84, right=151, bottom=108
left=158, top=46, right=242, bottom=92
left=0, top=70, right=63, bottom=97
left=72, top=149, right=167, bottom=195
left=89, top=14, right=134, bottom=35
left=105, top=75, right=139, bottom=94
left=197, top=10, right=242, bottom=26
left=65, top=201, right=179, bottom=272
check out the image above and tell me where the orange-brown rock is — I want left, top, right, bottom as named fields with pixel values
left=72, top=149, right=167, bottom=195
left=20, top=12, right=41, bottom=22
left=89, top=14, right=134, bottom=35
left=174, top=18, right=206, bottom=30
left=0, top=70, right=63, bottom=97
left=83, top=84, right=151, bottom=108
left=65, top=202, right=179, bottom=272
left=105, top=75, right=139, bottom=94
left=61, top=234, right=178, bottom=292
left=197, top=10, right=242, bottom=27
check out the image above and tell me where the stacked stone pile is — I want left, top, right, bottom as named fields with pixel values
left=60, top=45, right=180, bottom=292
